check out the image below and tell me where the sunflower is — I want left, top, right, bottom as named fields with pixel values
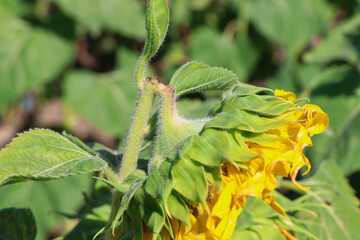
left=155, top=90, right=328, bottom=240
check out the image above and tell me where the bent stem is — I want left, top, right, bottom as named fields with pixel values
left=118, top=78, right=157, bottom=181
left=105, top=78, right=157, bottom=240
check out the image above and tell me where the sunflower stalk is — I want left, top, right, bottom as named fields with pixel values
left=117, top=78, right=157, bottom=181
left=149, top=83, right=206, bottom=173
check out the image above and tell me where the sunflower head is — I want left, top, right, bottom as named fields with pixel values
left=111, top=84, right=328, bottom=240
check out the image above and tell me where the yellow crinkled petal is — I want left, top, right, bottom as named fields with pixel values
left=275, top=89, right=297, bottom=101
left=302, top=104, right=329, bottom=135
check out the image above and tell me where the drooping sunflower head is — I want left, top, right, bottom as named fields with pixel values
left=165, top=85, right=328, bottom=239
left=113, top=84, right=328, bottom=240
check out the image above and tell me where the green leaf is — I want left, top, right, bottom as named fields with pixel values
left=144, top=159, right=173, bottom=200
left=52, top=0, right=145, bottom=39
left=0, top=129, right=107, bottom=186
left=0, top=9, right=74, bottom=112
left=190, top=27, right=259, bottom=82
left=169, top=61, right=239, bottom=97
left=136, top=0, right=169, bottom=87
left=64, top=70, right=137, bottom=137
left=0, top=208, right=36, bottom=240
left=249, top=0, right=333, bottom=55
left=304, top=14, right=360, bottom=64
left=172, top=157, right=208, bottom=205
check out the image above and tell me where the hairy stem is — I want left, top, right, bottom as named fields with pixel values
left=135, top=58, right=147, bottom=90
left=105, top=78, right=157, bottom=240
left=118, top=78, right=157, bottom=181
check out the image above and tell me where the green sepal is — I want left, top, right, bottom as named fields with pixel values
left=209, top=83, right=273, bottom=115
left=132, top=188, right=165, bottom=238
left=98, top=170, right=146, bottom=196
left=164, top=216, right=174, bottom=239
left=122, top=169, right=147, bottom=186
left=93, top=177, right=130, bottom=193
left=240, top=131, right=284, bottom=144
left=126, top=203, right=144, bottom=240
left=172, top=157, right=208, bottom=207
left=166, top=190, right=191, bottom=227
left=111, top=178, right=146, bottom=232
left=181, top=128, right=258, bottom=167
left=145, top=159, right=173, bottom=200
left=204, top=109, right=289, bottom=133
left=204, top=166, right=222, bottom=191
left=219, top=95, right=294, bottom=116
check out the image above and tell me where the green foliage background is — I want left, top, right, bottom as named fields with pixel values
left=0, top=0, right=359, bottom=239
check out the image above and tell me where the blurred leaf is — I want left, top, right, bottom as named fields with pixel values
left=171, top=0, right=190, bottom=25
left=52, top=0, right=145, bottom=39
left=0, top=208, right=36, bottom=240
left=190, top=0, right=211, bottom=10
left=296, top=162, right=360, bottom=239
left=306, top=66, right=360, bottom=174
left=116, top=47, right=140, bottom=73
left=62, top=199, right=111, bottom=240
left=304, top=14, right=360, bottom=64
left=0, top=175, right=91, bottom=240
left=0, top=8, right=74, bottom=112
left=249, top=0, right=333, bottom=55
left=0, top=0, right=33, bottom=17
left=0, top=129, right=106, bottom=186
left=191, top=27, right=259, bottom=82
left=300, top=65, right=355, bottom=91
left=233, top=221, right=287, bottom=240
left=64, top=70, right=137, bottom=137
left=169, top=61, right=239, bottom=96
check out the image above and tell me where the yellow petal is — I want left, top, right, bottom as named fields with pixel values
left=275, top=89, right=297, bottom=101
